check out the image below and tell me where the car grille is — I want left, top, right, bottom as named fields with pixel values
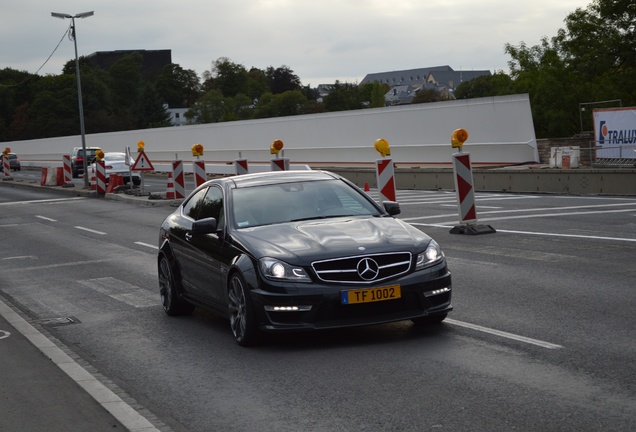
left=312, top=252, right=412, bottom=284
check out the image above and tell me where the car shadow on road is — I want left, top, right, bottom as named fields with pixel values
left=188, top=308, right=454, bottom=351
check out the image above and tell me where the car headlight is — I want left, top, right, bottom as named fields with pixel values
left=259, top=258, right=311, bottom=282
left=415, top=240, right=443, bottom=270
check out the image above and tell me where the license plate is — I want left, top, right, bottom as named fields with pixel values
left=341, top=285, right=401, bottom=305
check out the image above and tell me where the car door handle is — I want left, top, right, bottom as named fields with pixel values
left=185, top=232, right=193, bottom=242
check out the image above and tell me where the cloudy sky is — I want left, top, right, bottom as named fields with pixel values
left=2, top=0, right=591, bottom=87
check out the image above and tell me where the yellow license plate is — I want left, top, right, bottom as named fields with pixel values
left=341, top=285, right=401, bottom=305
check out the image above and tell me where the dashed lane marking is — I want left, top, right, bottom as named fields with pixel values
left=134, top=241, right=157, bottom=250
left=75, top=226, right=107, bottom=235
left=36, top=215, right=57, bottom=222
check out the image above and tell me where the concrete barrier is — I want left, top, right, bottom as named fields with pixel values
left=329, top=167, right=636, bottom=196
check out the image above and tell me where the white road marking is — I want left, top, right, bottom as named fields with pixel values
left=412, top=222, right=636, bottom=243
left=402, top=201, right=636, bottom=221
left=134, top=241, right=157, bottom=250
left=0, top=256, right=37, bottom=261
left=446, top=318, right=563, bottom=349
left=78, top=277, right=157, bottom=308
left=36, top=215, right=57, bottom=222
left=0, top=330, right=10, bottom=339
left=0, top=197, right=86, bottom=206
left=75, top=226, right=107, bottom=235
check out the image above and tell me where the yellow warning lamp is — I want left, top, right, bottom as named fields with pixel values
left=451, top=129, right=469, bottom=149
left=137, top=140, right=145, bottom=152
left=95, top=149, right=105, bottom=162
left=192, top=143, right=204, bottom=157
left=2, top=147, right=10, bottom=156
left=374, top=138, right=391, bottom=157
left=270, top=139, right=284, bottom=155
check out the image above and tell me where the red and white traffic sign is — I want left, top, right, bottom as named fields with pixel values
left=132, top=150, right=155, bottom=171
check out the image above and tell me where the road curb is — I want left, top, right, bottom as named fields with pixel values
left=0, top=295, right=161, bottom=432
left=0, top=178, right=182, bottom=207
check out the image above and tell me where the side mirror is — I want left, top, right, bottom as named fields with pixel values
left=191, top=217, right=218, bottom=235
left=383, top=201, right=401, bottom=216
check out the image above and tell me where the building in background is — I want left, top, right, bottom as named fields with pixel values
left=361, top=65, right=491, bottom=105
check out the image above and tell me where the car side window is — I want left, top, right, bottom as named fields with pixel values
left=198, top=186, right=225, bottom=229
left=182, top=188, right=208, bottom=220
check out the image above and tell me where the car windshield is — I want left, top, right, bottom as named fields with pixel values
left=78, top=149, right=97, bottom=157
left=231, top=179, right=381, bottom=228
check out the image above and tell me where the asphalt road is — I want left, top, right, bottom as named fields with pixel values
left=1, top=182, right=635, bottom=432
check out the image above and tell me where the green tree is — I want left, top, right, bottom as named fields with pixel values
left=323, top=81, right=364, bottom=111
left=358, top=82, right=388, bottom=108
left=203, top=57, right=249, bottom=97
left=454, top=72, right=514, bottom=99
left=156, top=64, right=202, bottom=108
left=504, top=0, right=635, bottom=137
left=246, top=67, right=269, bottom=101
left=0, top=68, right=42, bottom=141
left=253, top=90, right=308, bottom=118
left=108, top=53, right=143, bottom=115
left=265, top=66, right=302, bottom=94
left=136, top=83, right=171, bottom=129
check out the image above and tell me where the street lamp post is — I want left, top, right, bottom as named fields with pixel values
left=51, top=11, right=94, bottom=189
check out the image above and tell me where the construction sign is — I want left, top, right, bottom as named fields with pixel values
left=132, top=150, right=155, bottom=171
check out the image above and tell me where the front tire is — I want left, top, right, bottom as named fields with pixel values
left=158, top=255, right=194, bottom=316
left=228, top=273, right=258, bottom=346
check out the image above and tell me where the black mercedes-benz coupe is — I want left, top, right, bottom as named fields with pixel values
left=158, top=170, right=452, bottom=346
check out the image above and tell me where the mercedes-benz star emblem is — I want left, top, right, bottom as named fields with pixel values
left=357, top=258, right=380, bottom=281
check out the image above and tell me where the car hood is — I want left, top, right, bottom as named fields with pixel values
left=231, top=216, right=432, bottom=263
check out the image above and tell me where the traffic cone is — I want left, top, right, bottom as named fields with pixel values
left=106, top=174, right=124, bottom=194
left=165, top=172, right=175, bottom=199
left=364, top=182, right=370, bottom=192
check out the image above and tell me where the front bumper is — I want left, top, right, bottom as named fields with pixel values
left=250, top=262, right=452, bottom=332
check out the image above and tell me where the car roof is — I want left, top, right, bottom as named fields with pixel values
left=226, top=170, right=340, bottom=189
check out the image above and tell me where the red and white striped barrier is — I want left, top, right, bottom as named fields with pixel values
left=95, top=161, right=106, bottom=195
left=234, top=159, right=249, bottom=175
left=62, top=155, right=73, bottom=187
left=452, top=153, right=477, bottom=224
left=193, top=160, right=206, bottom=187
left=2, top=156, right=11, bottom=180
left=270, top=158, right=289, bottom=171
left=165, top=172, right=175, bottom=199
left=450, top=152, right=495, bottom=234
left=172, top=160, right=185, bottom=199
left=375, top=159, right=396, bottom=202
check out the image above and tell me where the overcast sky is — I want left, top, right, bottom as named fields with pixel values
left=2, top=0, right=591, bottom=87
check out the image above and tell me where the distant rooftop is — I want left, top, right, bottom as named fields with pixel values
left=360, top=65, right=491, bottom=90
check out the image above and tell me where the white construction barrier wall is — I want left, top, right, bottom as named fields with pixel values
left=4, top=94, right=538, bottom=169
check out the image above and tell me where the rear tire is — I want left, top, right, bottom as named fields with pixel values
left=228, top=273, right=258, bottom=346
left=411, top=313, right=447, bottom=326
left=158, top=255, right=194, bottom=316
